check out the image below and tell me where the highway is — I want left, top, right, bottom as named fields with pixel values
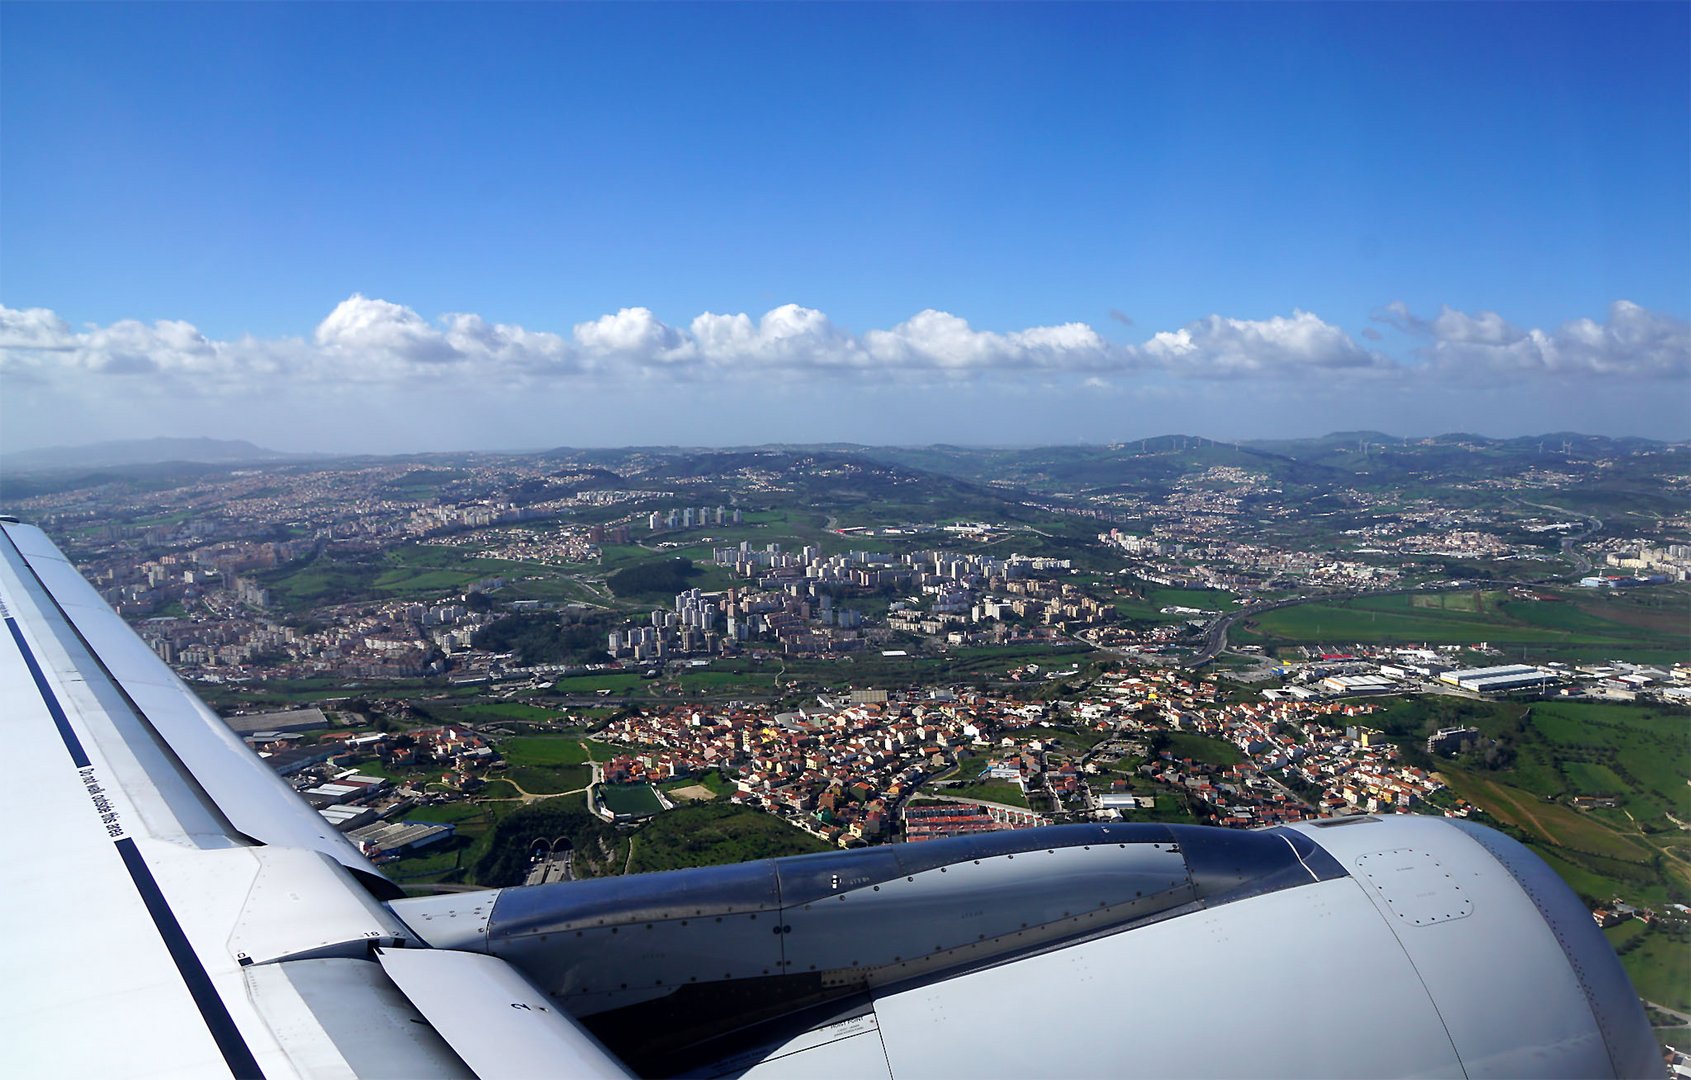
left=1506, top=496, right=1603, bottom=576
left=524, top=848, right=574, bottom=886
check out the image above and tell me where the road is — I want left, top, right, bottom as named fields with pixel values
left=1506, top=497, right=1602, bottom=576
left=1185, top=594, right=1313, bottom=668
left=1646, top=1000, right=1691, bottom=1028
left=523, top=848, right=573, bottom=886
left=497, top=778, right=588, bottom=803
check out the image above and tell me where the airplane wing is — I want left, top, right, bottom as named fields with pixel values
left=1, top=518, right=1660, bottom=1078
left=1, top=519, right=626, bottom=1078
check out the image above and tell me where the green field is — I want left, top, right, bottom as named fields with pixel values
left=599, top=782, right=664, bottom=817
left=499, top=576, right=608, bottom=605
left=1607, top=921, right=1691, bottom=1013
left=1443, top=769, right=1656, bottom=863
left=501, top=736, right=628, bottom=766
left=1237, top=587, right=1689, bottom=662
left=565, top=642, right=1097, bottom=701
left=549, top=672, right=651, bottom=693
left=258, top=545, right=544, bottom=609
left=1243, top=592, right=1515, bottom=643
left=1164, top=731, right=1244, bottom=766
left=625, top=803, right=831, bottom=873
left=494, top=734, right=629, bottom=794
left=448, top=701, right=563, bottom=725
left=254, top=541, right=624, bottom=612
left=674, top=669, right=781, bottom=692
left=1562, top=760, right=1629, bottom=796
left=946, top=780, right=1032, bottom=807
left=1532, top=844, right=1649, bottom=907
left=1527, top=701, right=1691, bottom=829
left=197, top=676, right=470, bottom=710
left=1115, top=586, right=1240, bottom=623
left=943, top=751, right=994, bottom=784
left=1363, top=696, right=1691, bottom=919
left=505, top=763, right=591, bottom=794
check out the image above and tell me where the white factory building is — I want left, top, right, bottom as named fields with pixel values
left=1439, top=664, right=1560, bottom=694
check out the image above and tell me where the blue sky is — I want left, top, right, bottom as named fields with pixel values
left=2, top=2, right=1687, bottom=453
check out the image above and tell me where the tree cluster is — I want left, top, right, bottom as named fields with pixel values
left=473, top=611, right=615, bottom=665
left=472, top=800, right=619, bottom=887
left=606, top=557, right=696, bottom=598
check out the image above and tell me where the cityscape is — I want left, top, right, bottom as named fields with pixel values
left=4, top=432, right=1688, bottom=1069
left=3, top=438, right=1685, bottom=991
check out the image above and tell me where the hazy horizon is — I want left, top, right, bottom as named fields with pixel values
left=4, top=428, right=1685, bottom=469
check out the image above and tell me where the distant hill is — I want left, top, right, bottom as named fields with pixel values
left=0, top=437, right=294, bottom=472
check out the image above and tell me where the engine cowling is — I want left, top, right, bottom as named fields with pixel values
left=393, top=816, right=1659, bottom=1078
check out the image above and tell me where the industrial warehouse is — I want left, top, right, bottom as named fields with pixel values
left=1439, top=664, right=1562, bottom=694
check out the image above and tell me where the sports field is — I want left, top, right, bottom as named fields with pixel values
left=599, top=782, right=664, bottom=817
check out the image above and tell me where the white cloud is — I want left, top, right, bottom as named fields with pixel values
left=1428, top=308, right=1522, bottom=346
left=440, top=313, right=576, bottom=376
left=0, top=306, right=74, bottom=353
left=1142, top=310, right=1389, bottom=376
left=3, top=296, right=1683, bottom=408
left=573, top=306, right=687, bottom=365
left=864, top=310, right=1117, bottom=373
left=1, top=309, right=241, bottom=379
left=691, top=305, right=864, bottom=372
left=1378, top=300, right=1690, bottom=379
left=1374, top=301, right=1524, bottom=344
left=315, top=293, right=461, bottom=368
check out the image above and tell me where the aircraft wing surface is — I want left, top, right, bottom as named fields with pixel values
left=1, top=520, right=622, bottom=1078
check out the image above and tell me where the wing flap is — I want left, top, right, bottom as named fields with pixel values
left=712, top=1013, right=893, bottom=1080
left=245, top=958, right=473, bottom=1079
left=376, top=947, right=633, bottom=1079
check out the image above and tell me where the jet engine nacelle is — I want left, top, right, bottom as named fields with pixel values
left=395, top=816, right=1659, bottom=1078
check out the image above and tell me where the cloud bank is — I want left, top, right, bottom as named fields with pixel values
left=1374, top=300, right=1689, bottom=380
left=2, top=296, right=1684, bottom=397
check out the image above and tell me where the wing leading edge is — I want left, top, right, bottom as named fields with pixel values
left=1, top=521, right=465, bottom=1077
